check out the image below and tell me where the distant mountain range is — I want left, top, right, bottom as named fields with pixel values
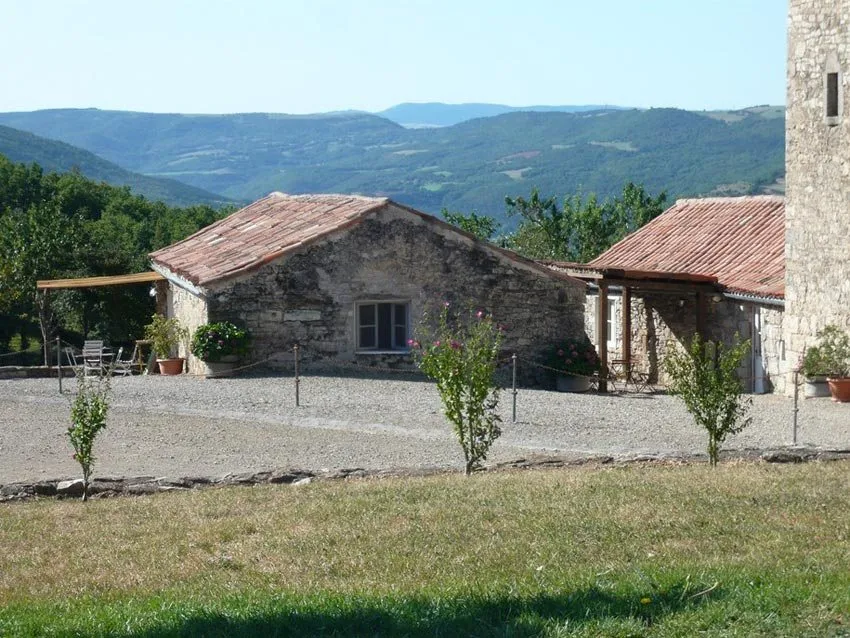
left=0, top=104, right=785, bottom=220
left=0, top=124, right=230, bottom=206
left=374, top=102, right=630, bottom=127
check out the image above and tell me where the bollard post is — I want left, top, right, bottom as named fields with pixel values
left=56, top=337, right=62, bottom=394
left=511, top=353, right=517, bottom=424
left=294, top=344, right=300, bottom=407
left=792, top=370, right=799, bottom=446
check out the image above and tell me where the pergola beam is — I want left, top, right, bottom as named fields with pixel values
left=36, top=271, right=165, bottom=290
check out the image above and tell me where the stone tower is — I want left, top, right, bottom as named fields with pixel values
left=785, top=0, right=850, bottom=369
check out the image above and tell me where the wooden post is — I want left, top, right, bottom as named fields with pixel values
left=596, top=283, right=609, bottom=393
left=511, top=353, right=517, bottom=423
left=56, top=337, right=62, bottom=394
left=154, top=280, right=168, bottom=316
left=294, top=344, right=300, bottom=407
left=622, top=287, right=632, bottom=378
left=696, top=291, right=708, bottom=341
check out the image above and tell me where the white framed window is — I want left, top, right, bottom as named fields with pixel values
left=356, top=301, right=410, bottom=351
left=606, top=298, right=618, bottom=349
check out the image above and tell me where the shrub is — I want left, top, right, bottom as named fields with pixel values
left=546, top=336, right=601, bottom=378
left=801, top=345, right=829, bottom=378
left=191, top=321, right=250, bottom=362
left=143, top=314, right=188, bottom=359
left=67, top=371, right=112, bottom=501
left=664, top=334, right=752, bottom=467
left=413, top=304, right=504, bottom=475
left=811, top=324, right=850, bottom=377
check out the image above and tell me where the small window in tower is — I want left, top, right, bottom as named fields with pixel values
left=827, top=72, right=839, bottom=118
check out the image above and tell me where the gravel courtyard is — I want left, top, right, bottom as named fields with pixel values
left=1, top=373, right=848, bottom=484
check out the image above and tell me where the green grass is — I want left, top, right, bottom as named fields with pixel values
left=1, top=462, right=849, bottom=636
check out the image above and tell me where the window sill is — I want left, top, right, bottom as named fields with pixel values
left=355, top=350, right=411, bottom=356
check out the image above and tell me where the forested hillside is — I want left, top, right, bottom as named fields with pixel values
left=0, top=107, right=785, bottom=221
left=0, top=125, right=230, bottom=206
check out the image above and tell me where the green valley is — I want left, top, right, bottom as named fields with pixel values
left=0, top=105, right=784, bottom=220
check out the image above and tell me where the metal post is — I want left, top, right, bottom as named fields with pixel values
left=56, top=337, right=62, bottom=394
left=792, top=370, right=799, bottom=446
left=511, top=353, right=517, bottom=424
left=294, top=344, right=300, bottom=407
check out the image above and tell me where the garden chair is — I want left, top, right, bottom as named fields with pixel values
left=64, top=347, right=83, bottom=374
left=112, top=345, right=137, bottom=376
left=82, top=340, right=106, bottom=376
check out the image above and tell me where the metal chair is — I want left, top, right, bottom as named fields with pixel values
left=82, top=340, right=106, bottom=376
left=64, top=347, right=83, bottom=373
left=112, top=345, right=137, bottom=376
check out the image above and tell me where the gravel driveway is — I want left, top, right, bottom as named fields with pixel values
left=1, top=373, right=847, bottom=484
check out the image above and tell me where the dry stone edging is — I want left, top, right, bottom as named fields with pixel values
left=2, top=447, right=849, bottom=503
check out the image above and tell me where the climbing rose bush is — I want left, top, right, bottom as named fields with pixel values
left=412, top=304, right=504, bottom=475
left=547, top=336, right=601, bottom=378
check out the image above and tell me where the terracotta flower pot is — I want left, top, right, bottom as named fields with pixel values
left=157, top=358, right=185, bottom=375
left=827, top=377, right=850, bottom=402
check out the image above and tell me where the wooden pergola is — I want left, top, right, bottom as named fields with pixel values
left=36, top=271, right=168, bottom=313
left=34, top=271, right=167, bottom=366
left=547, top=263, right=719, bottom=392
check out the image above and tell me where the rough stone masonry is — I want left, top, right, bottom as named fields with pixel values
left=785, top=0, right=850, bottom=375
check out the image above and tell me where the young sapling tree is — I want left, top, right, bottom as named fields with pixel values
left=664, top=334, right=752, bottom=467
left=67, top=370, right=112, bottom=500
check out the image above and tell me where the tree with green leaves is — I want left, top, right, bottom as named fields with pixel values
left=664, top=334, right=752, bottom=467
left=505, top=182, right=667, bottom=262
left=440, top=209, right=500, bottom=242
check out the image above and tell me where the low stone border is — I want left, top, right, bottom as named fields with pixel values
left=2, top=447, right=849, bottom=503
left=0, top=366, right=73, bottom=379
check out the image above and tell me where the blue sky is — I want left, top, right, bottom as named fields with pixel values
left=0, top=0, right=786, bottom=114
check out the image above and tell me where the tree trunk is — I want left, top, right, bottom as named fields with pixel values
left=36, top=290, right=56, bottom=367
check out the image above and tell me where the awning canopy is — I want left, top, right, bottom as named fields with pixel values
left=37, top=271, right=165, bottom=290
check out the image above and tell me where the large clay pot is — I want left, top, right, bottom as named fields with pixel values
left=827, top=377, right=850, bottom=402
left=804, top=375, right=831, bottom=398
left=556, top=374, right=592, bottom=393
left=157, top=358, right=185, bottom=375
left=204, top=354, right=239, bottom=378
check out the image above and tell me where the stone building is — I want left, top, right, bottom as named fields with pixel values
left=784, top=0, right=850, bottom=374
left=150, top=192, right=586, bottom=378
left=546, top=196, right=788, bottom=392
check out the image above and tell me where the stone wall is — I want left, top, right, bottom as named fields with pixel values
left=168, top=284, right=208, bottom=374
left=586, top=290, right=787, bottom=391
left=197, top=205, right=587, bottom=385
left=785, top=0, right=850, bottom=384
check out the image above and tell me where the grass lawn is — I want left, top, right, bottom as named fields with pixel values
left=1, top=462, right=848, bottom=637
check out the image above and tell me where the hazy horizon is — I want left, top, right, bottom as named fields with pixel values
left=0, top=0, right=785, bottom=115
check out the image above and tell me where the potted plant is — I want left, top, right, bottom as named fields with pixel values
left=547, top=336, right=601, bottom=392
left=143, top=314, right=188, bottom=375
left=813, top=324, right=850, bottom=402
left=800, top=345, right=831, bottom=398
left=191, top=321, right=250, bottom=378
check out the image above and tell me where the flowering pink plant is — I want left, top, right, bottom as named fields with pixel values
left=412, top=303, right=503, bottom=475
left=547, top=336, right=601, bottom=377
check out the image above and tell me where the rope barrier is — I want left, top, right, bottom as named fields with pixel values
left=0, top=349, right=32, bottom=359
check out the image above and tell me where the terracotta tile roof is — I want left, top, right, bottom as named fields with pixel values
left=151, top=192, right=583, bottom=289
left=150, top=193, right=389, bottom=286
left=589, top=196, right=785, bottom=299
